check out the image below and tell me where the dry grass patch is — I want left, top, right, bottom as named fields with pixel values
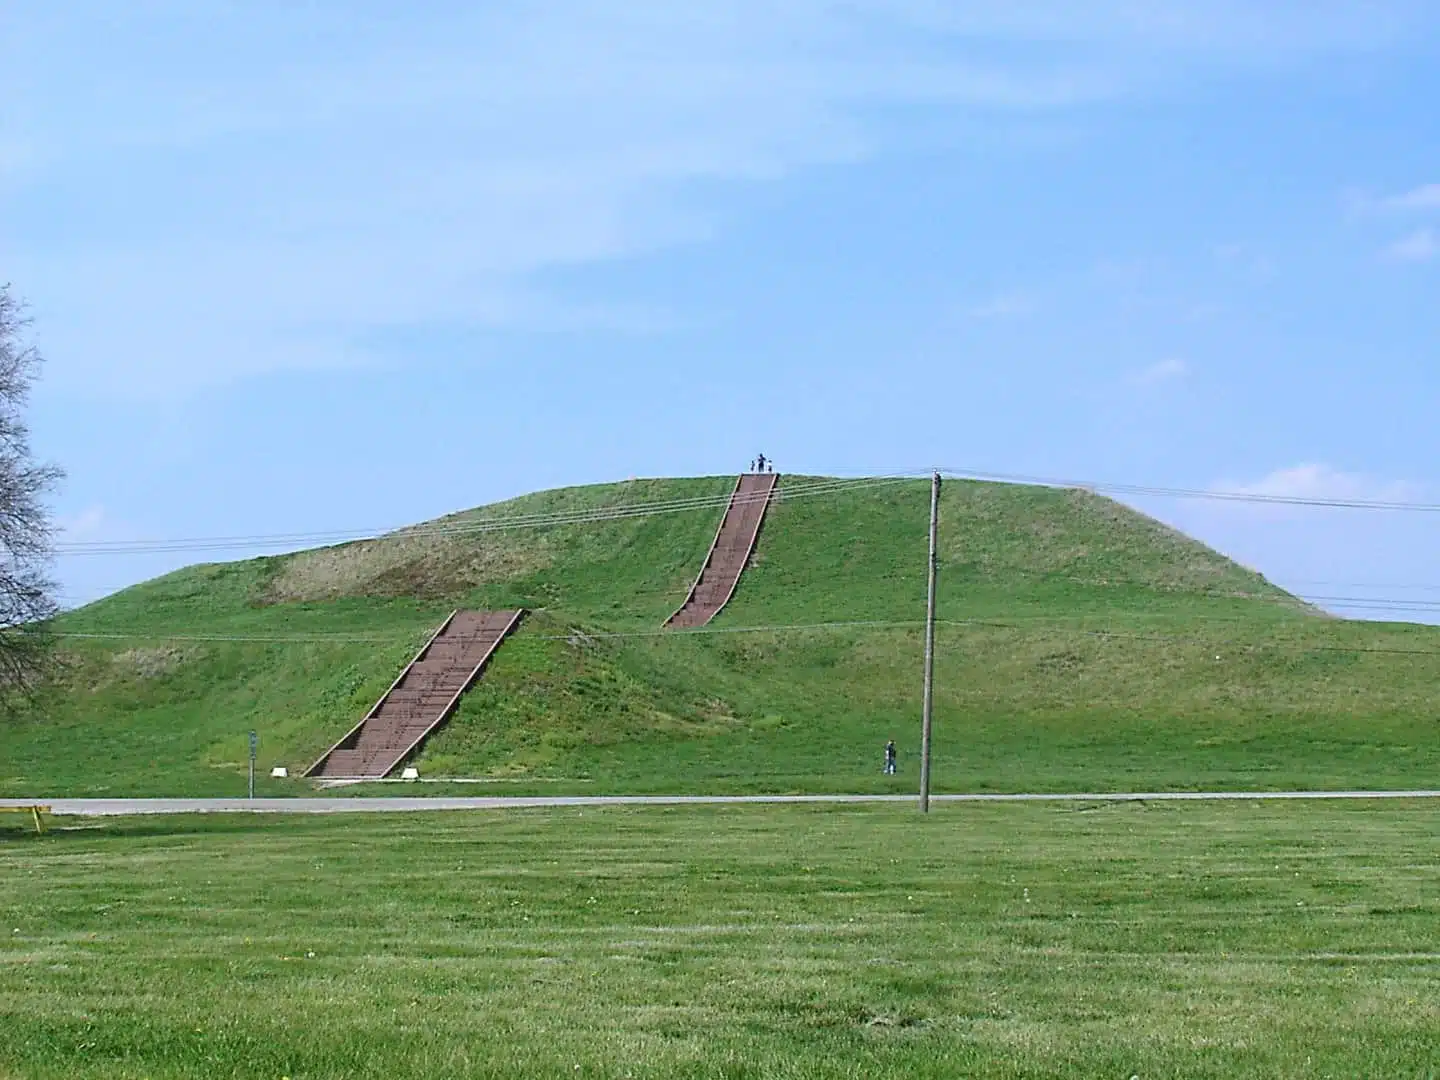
left=109, top=646, right=189, bottom=679
left=263, top=530, right=552, bottom=603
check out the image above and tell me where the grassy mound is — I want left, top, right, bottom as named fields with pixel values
left=3, top=476, right=1437, bottom=795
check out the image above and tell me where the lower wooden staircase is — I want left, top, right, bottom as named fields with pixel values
left=306, top=609, right=523, bottom=779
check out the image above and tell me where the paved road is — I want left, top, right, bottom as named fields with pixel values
left=4, top=791, right=1438, bottom=816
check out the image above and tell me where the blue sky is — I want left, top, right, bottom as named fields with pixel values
left=4, top=1, right=1438, bottom=619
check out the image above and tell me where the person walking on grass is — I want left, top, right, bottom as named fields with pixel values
left=883, top=739, right=897, bottom=775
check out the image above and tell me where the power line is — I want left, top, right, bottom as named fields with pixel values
left=52, top=475, right=913, bottom=558
left=1301, top=594, right=1440, bottom=609
left=938, top=467, right=1440, bottom=513
left=43, top=607, right=1411, bottom=640
left=1286, top=579, right=1440, bottom=592
left=55, top=569, right=1440, bottom=625
left=51, top=630, right=417, bottom=644
left=941, top=617, right=1440, bottom=656
left=54, top=566, right=1440, bottom=620
left=51, top=484, right=756, bottom=554
left=55, top=571, right=1440, bottom=609
left=43, top=615, right=1440, bottom=656
left=50, top=465, right=1440, bottom=561
left=952, top=620, right=1440, bottom=658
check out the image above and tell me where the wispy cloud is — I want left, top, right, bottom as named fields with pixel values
left=1346, top=181, right=1440, bottom=218
left=1385, top=228, right=1439, bottom=263
left=8, top=0, right=1433, bottom=396
left=858, top=2, right=1420, bottom=57
left=1221, top=464, right=1419, bottom=503
left=1385, top=183, right=1440, bottom=211
left=58, top=504, right=107, bottom=540
left=1129, top=357, right=1190, bottom=386
left=964, top=292, right=1038, bottom=320
left=1212, top=242, right=1276, bottom=281
left=1197, top=463, right=1424, bottom=526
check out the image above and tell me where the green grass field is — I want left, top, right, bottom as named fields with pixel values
left=2, top=802, right=1436, bottom=1078
left=4, top=475, right=1439, bottom=796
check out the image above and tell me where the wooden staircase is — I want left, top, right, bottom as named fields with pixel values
left=307, top=609, right=523, bottom=778
left=665, top=473, right=777, bottom=629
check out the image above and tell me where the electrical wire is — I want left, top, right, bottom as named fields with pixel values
left=937, top=467, right=1440, bottom=512
left=53, top=570, right=1440, bottom=622
left=41, top=615, right=1440, bottom=656
left=1285, top=579, right=1440, bottom=592
left=54, top=474, right=870, bottom=550
left=52, top=475, right=913, bottom=557
left=56, top=569, right=1440, bottom=608
left=44, top=466, right=1440, bottom=648
left=50, top=464, right=1440, bottom=561
left=55, top=567, right=1440, bottom=631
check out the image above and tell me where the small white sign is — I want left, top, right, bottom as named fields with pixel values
left=401, top=767, right=420, bottom=780
left=270, top=767, right=288, bottom=778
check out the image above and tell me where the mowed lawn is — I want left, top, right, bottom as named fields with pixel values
left=2, top=803, right=1437, bottom=1079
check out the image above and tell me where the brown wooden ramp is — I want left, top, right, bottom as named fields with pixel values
left=666, top=473, right=778, bottom=629
left=307, top=609, right=524, bottom=778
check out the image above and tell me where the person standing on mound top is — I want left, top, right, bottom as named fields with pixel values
left=756, top=453, right=767, bottom=473
left=883, top=739, right=897, bottom=775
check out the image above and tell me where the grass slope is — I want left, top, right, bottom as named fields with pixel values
left=2, top=803, right=1437, bottom=1078
left=3, top=476, right=1438, bottom=796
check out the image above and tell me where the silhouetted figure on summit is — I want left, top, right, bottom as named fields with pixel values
left=756, top=454, right=767, bottom=473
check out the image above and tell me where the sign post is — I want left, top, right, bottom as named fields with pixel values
left=248, top=730, right=258, bottom=800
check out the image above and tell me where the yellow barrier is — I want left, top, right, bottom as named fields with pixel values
left=0, top=805, right=50, bottom=834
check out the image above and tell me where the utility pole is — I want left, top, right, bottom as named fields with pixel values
left=920, top=470, right=940, bottom=813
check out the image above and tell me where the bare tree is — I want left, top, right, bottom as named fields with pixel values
left=0, top=284, right=63, bottom=697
